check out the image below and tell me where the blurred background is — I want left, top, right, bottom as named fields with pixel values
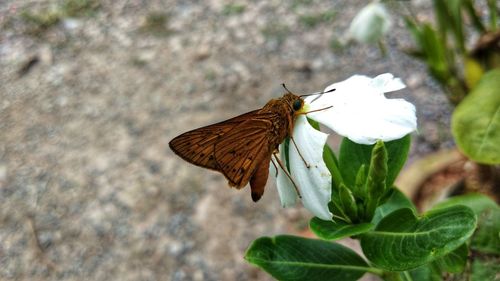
left=1, top=1, right=494, bottom=280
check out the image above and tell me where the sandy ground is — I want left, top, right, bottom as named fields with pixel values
left=1, top=1, right=453, bottom=280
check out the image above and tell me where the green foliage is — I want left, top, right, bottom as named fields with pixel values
left=309, top=218, right=373, bottom=241
left=432, top=243, right=468, bottom=273
left=334, top=136, right=411, bottom=222
left=245, top=2, right=499, bottom=279
left=322, top=144, right=342, bottom=190
left=20, top=0, right=100, bottom=33
left=62, top=0, right=100, bottom=17
left=470, top=258, right=500, bottom=281
left=433, top=193, right=500, bottom=254
left=405, top=18, right=462, bottom=102
left=372, top=188, right=416, bottom=225
left=406, top=263, right=442, bottom=281
left=245, top=235, right=370, bottom=281
left=471, top=207, right=500, bottom=254
left=20, top=9, right=62, bottom=30
left=339, top=135, right=410, bottom=190
left=364, top=141, right=388, bottom=219
left=299, top=10, right=336, bottom=29
left=487, top=0, right=498, bottom=28
left=432, top=192, right=498, bottom=215
left=222, top=4, right=246, bottom=16
left=246, top=135, right=484, bottom=280
left=361, top=206, right=476, bottom=271
left=404, top=0, right=499, bottom=105
left=290, top=0, right=314, bottom=10
left=452, top=69, right=500, bottom=164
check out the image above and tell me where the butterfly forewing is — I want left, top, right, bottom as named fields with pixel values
left=169, top=110, right=260, bottom=170
left=214, top=117, right=274, bottom=188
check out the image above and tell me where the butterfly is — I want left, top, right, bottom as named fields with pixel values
left=169, top=86, right=333, bottom=202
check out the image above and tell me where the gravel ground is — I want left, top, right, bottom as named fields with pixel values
left=1, top=1, right=453, bottom=280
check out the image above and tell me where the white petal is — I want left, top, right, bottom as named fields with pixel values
left=307, top=73, right=417, bottom=145
left=289, top=115, right=332, bottom=221
left=347, top=2, right=392, bottom=44
left=370, top=73, right=406, bottom=93
left=272, top=144, right=298, bottom=208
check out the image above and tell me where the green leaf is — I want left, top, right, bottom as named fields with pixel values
left=419, top=23, right=450, bottom=83
left=372, top=188, right=416, bottom=225
left=471, top=207, right=500, bottom=254
left=384, top=135, right=411, bottom=187
left=433, top=193, right=500, bottom=255
left=434, top=0, right=466, bottom=53
left=324, top=144, right=349, bottom=222
left=328, top=200, right=350, bottom=224
left=444, top=0, right=466, bottom=53
left=405, top=18, right=450, bottom=84
left=307, top=117, right=321, bottom=130
left=407, top=263, right=442, bottom=281
left=432, top=192, right=498, bottom=215
left=452, top=69, right=500, bottom=164
left=283, top=138, right=291, bottom=171
left=323, top=144, right=342, bottom=190
left=245, top=235, right=369, bottom=281
left=487, top=0, right=497, bottom=29
left=433, top=243, right=468, bottom=273
left=352, top=164, right=367, bottom=199
left=309, top=217, right=373, bottom=241
left=471, top=257, right=500, bottom=281
left=339, top=183, right=358, bottom=220
left=365, top=141, right=388, bottom=218
left=366, top=141, right=388, bottom=197
left=463, top=0, right=486, bottom=32
left=339, top=138, right=373, bottom=188
left=338, top=135, right=411, bottom=190
left=360, top=205, right=477, bottom=271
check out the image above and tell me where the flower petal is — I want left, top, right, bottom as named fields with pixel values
left=307, top=73, right=417, bottom=145
left=289, top=115, right=332, bottom=221
left=369, top=73, right=406, bottom=93
left=273, top=144, right=298, bottom=208
left=347, top=2, right=392, bottom=44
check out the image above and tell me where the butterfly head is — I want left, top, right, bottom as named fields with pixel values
left=281, top=84, right=305, bottom=114
left=281, top=92, right=305, bottom=115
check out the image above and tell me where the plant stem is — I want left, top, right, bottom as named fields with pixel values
left=365, top=267, right=385, bottom=276
left=488, top=0, right=498, bottom=30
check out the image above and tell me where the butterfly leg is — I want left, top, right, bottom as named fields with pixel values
left=272, top=153, right=302, bottom=198
left=270, top=157, right=279, bottom=176
left=289, top=137, right=310, bottom=168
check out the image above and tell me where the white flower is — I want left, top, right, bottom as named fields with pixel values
left=275, top=73, right=417, bottom=221
left=346, top=2, right=392, bottom=44
left=307, top=73, right=417, bottom=144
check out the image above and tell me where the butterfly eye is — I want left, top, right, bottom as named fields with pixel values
left=293, top=100, right=302, bottom=111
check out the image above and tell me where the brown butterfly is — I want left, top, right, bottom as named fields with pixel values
left=169, top=86, right=333, bottom=202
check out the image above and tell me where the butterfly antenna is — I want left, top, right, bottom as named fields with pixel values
left=282, top=83, right=293, bottom=94
left=300, top=87, right=336, bottom=103
left=310, top=88, right=335, bottom=103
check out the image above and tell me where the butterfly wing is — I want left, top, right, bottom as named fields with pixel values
left=170, top=109, right=280, bottom=201
left=214, top=116, right=275, bottom=189
left=169, top=110, right=260, bottom=170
